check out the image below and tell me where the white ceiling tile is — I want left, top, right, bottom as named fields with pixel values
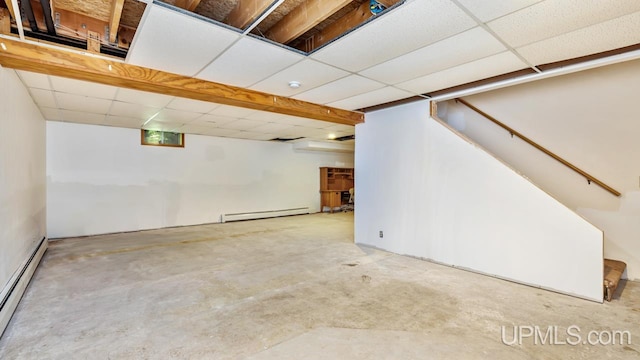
left=293, top=75, right=385, bottom=104
left=104, top=115, right=145, bottom=129
left=176, top=124, right=217, bottom=135
left=286, top=127, right=335, bottom=139
left=234, top=131, right=277, bottom=141
left=154, top=109, right=202, bottom=123
left=60, top=110, right=106, bottom=124
left=143, top=120, right=183, bottom=131
left=194, top=127, right=242, bottom=137
left=310, top=121, right=343, bottom=129
left=456, top=0, right=543, bottom=22
left=327, top=86, right=415, bottom=110
left=209, top=104, right=257, bottom=118
left=323, top=124, right=355, bottom=132
left=244, top=111, right=291, bottom=122
left=516, top=11, right=640, bottom=65
left=109, top=101, right=160, bottom=119
left=197, top=37, right=303, bottom=87
left=17, top=71, right=50, bottom=89
left=167, top=97, right=219, bottom=113
left=127, top=4, right=240, bottom=76
left=55, top=93, right=112, bottom=114
left=29, top=89, right=57, bottom=108
left=488, top=0, right=640, bottom=48
left=396, top=51, right=527, bottom=94
left=359, top=27, right=506, bottom=84
left=50, top=76, right=118, bottom=99
left=250, top=122, right=294, bottom=133
left=279, top=125, right=307, bottom=136
left=191, top=114, right=238, bottom=126
left=274, top=116, right=326, bottom=127
left=250, top=59, right=350, bottom=96
left=311, top=0, right=476, bottom=72
left=115, top=88, right=174, bottom=108
left=40, top=107, right=63, bottom=121
left=217, top=119, right=267, bottom=130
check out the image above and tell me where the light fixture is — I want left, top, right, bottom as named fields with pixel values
left=1, top=43, right=6, bottom=51
left=288, top=80, right=301, bottom=89
left=328, top=133, right=337, bottom=140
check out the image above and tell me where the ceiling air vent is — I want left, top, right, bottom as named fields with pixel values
left=270, top=137, right=305, bottom=142
left=334, top=135, right=355, bottom=141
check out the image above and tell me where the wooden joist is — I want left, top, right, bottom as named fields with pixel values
left=266, top=0, right=351, bottom=44
left=0, top=38, right=363, bottom=125
left=175, top=0, right=202, bottom=12
left=0, top=8, right=11, bottom=34
left=4, top=0, right=17, bottom=21
left=224, top=0, right=274, bottom=29
left=108, top=0, right=125, bottom=43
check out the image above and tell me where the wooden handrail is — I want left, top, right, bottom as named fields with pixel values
left=455, top=98, right=621, bottom=197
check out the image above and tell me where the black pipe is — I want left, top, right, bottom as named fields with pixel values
left=20, top=0, right=39, bottom=31
left=38, top=0, right=56, bottom=35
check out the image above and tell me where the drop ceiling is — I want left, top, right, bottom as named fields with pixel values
left=3, top=0, right=640, bottom=143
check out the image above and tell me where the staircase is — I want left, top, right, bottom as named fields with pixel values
left=604, top=259, right=626, bottom=301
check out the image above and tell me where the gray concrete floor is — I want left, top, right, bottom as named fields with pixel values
left=0, top=212, right=639, bottom=359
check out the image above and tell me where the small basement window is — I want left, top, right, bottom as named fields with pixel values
left=141, top=130, right=185, bottom=147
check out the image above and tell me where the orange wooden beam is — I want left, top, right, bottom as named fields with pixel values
left=266, top=0, right=351, bottom=44
left=108, top=0, right=125, bottom=43
left=0, top=38, right=363, bottom=125
left=224, top=0, right=273, bottom=29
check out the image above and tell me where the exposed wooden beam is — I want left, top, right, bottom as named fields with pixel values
left=0, top=38, right=363, bottom=125
left=224, top=0, right=273, bottom=29
left=7, top=0, right=24, bottom=39
left=300, top=0, right=401, bottom=52
left=4, top=0, right=16, bottom=20
left=31, top=6, right=135, bottom=49
left=175, top=0, right=202, bottom=12
left=108, top=0, right=125, bottom=43
left=266, top=0, right=351, bottom=44
left=375, top=0, right=396, bottom=7
left=0, top=8, right=11, bottom=34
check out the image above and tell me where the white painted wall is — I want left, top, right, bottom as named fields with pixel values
left=440, top=59, right=640, bottom=279
left=0, top=66, right=46, bottom=294
left=46, top=121, right=353, bottom=238
left=355, top=100, right=604, bottom=302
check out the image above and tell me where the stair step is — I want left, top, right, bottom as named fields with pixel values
left=604, top=259, right=626, bottom=301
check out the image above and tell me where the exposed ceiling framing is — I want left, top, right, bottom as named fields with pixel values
left=0, top=0, right=400, bottom=57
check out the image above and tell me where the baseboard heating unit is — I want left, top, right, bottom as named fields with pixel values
left=221, top=207, right=309, bottom=223
left=0, top=237, right=47, bottom=338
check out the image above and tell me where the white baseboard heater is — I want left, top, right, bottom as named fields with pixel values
left=1, top=237, right=48, bottom=338
left=221, top=207, right=309, bottom=223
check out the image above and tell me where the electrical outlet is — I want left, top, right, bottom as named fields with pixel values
left=379, top=230, right=383, bottom=238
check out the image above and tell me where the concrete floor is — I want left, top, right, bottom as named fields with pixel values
left=0, top=212, right=639, bottom=359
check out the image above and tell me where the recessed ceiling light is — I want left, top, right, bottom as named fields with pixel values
left=328, top=133, right=336, bottom=140
left=288, top=81, right=301, bottom=89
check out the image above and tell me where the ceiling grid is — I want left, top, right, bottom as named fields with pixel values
left=3, top=0, right=640, bottom=143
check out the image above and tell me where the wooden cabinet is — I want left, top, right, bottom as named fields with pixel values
left=320, top=167, right=354, bottom=212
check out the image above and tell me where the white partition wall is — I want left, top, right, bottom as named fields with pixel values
left=0, top=66, right=47, bottom=335
left=47, top=122, right=353, bottom=238
left=355, top=100, right=604, bottom=302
